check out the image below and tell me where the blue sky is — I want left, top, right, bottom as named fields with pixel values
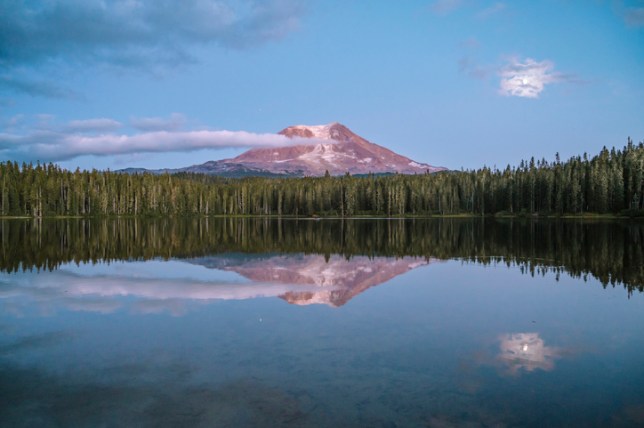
left=1, top=0, right=643, bottom=171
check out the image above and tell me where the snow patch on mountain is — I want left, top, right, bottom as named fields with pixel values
left=126, top=122, right=446, bottom=177
left=287, top=122, right=347, bottom=140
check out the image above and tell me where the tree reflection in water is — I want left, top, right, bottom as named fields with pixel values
left=1, top=217, right=642, bottom=296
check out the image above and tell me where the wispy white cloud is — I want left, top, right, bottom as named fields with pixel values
left=3, top=115, right=24, bottom=129
left=431, top=1, right=507, bottom=19
left=498, top=57, right=574, bottom=99
left=476, top=2, right=506, bottom=19
left=458, top=57, right=490, bottom=80
left=457, top=37, right=490, bottom=80
left=0, top=115, right=320, bottom=162
left=66, top=118, right=123, bottom=133
left=459, top=37, right=481, bottom=49
left=430, top=0, right=463, bottom=15
left=130, top=113, right=186, bottom=132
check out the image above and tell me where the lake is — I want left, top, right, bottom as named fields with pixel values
left=1, top=218, right=643, bottom=427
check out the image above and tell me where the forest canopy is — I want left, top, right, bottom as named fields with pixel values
left=1, top=139, right=643, bottom=218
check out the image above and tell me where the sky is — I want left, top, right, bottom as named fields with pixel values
left=1, top=0, right=643, bottom=171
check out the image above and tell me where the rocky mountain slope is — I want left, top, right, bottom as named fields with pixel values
left=124, top=122, right=445, bottom=177
left=220, top=122, right=444, bottom=176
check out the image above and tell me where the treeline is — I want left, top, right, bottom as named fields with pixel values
left=1, top=139, right=643, bottom=217
left=1, top=218, right=643, bottom=295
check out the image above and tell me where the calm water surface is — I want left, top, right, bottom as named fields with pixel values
left=1, top=218, right=643, bottom=427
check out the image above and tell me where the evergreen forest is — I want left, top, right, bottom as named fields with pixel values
left=1, top=139, right=643, bottom=218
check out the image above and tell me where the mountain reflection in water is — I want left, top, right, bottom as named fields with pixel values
left=1, top=218, right=644, bottom=427
left=0, top=255, right=431, bottom=314
left=195, top=254, right=431, bottom=306
left=1, top=217, right=643, bottom=296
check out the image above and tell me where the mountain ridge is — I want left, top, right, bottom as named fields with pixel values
left=121, top=122, right=445, bottom=177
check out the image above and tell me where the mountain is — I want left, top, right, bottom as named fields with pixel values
left=123, top=122, right=445, bottom=177
left=217, top=122, right=445, bottom=176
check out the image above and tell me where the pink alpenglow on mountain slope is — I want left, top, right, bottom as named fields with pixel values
left=228, top=122, right=445, bottom=176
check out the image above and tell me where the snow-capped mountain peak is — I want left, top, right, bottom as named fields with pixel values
left=283, top=123, right=341, bottom=140
left=225, top=122, right=445, bottom=176
left=133, top=122, right=446, bottom=177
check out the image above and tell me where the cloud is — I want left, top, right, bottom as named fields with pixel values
left=130, top=113, right=186, bottom=132
left=457, top=38, right=490, bottom=80
left=458, top=57, right=490, bottom=80
left=3, top=115, right=24, bottom=128
left=460, top=37, right=481, bottom=49
left=0, top=115, right=322, bottom=162
left=430, top=0, right=463, bottom=15
left=0, top=0, right=305, bottom=97
left=0, top=76, right=81, bottom=99
left=624, top=7, right=644, bottom=27
left=498, top=57, right=575, bottom=98
left=497, top=332, right=562, bottom=376
left=0, top=0, right=304, bottom=68
left=66, top=118, right=123, bottom=132
left=476, top=2, right=506, bottom=19
left=0, top=263, right=319, bottom=316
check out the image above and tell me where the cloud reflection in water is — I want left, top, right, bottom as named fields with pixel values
left=0, top=255, right=433, bottom=316
left=498, top=332, right=561, bottom=375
